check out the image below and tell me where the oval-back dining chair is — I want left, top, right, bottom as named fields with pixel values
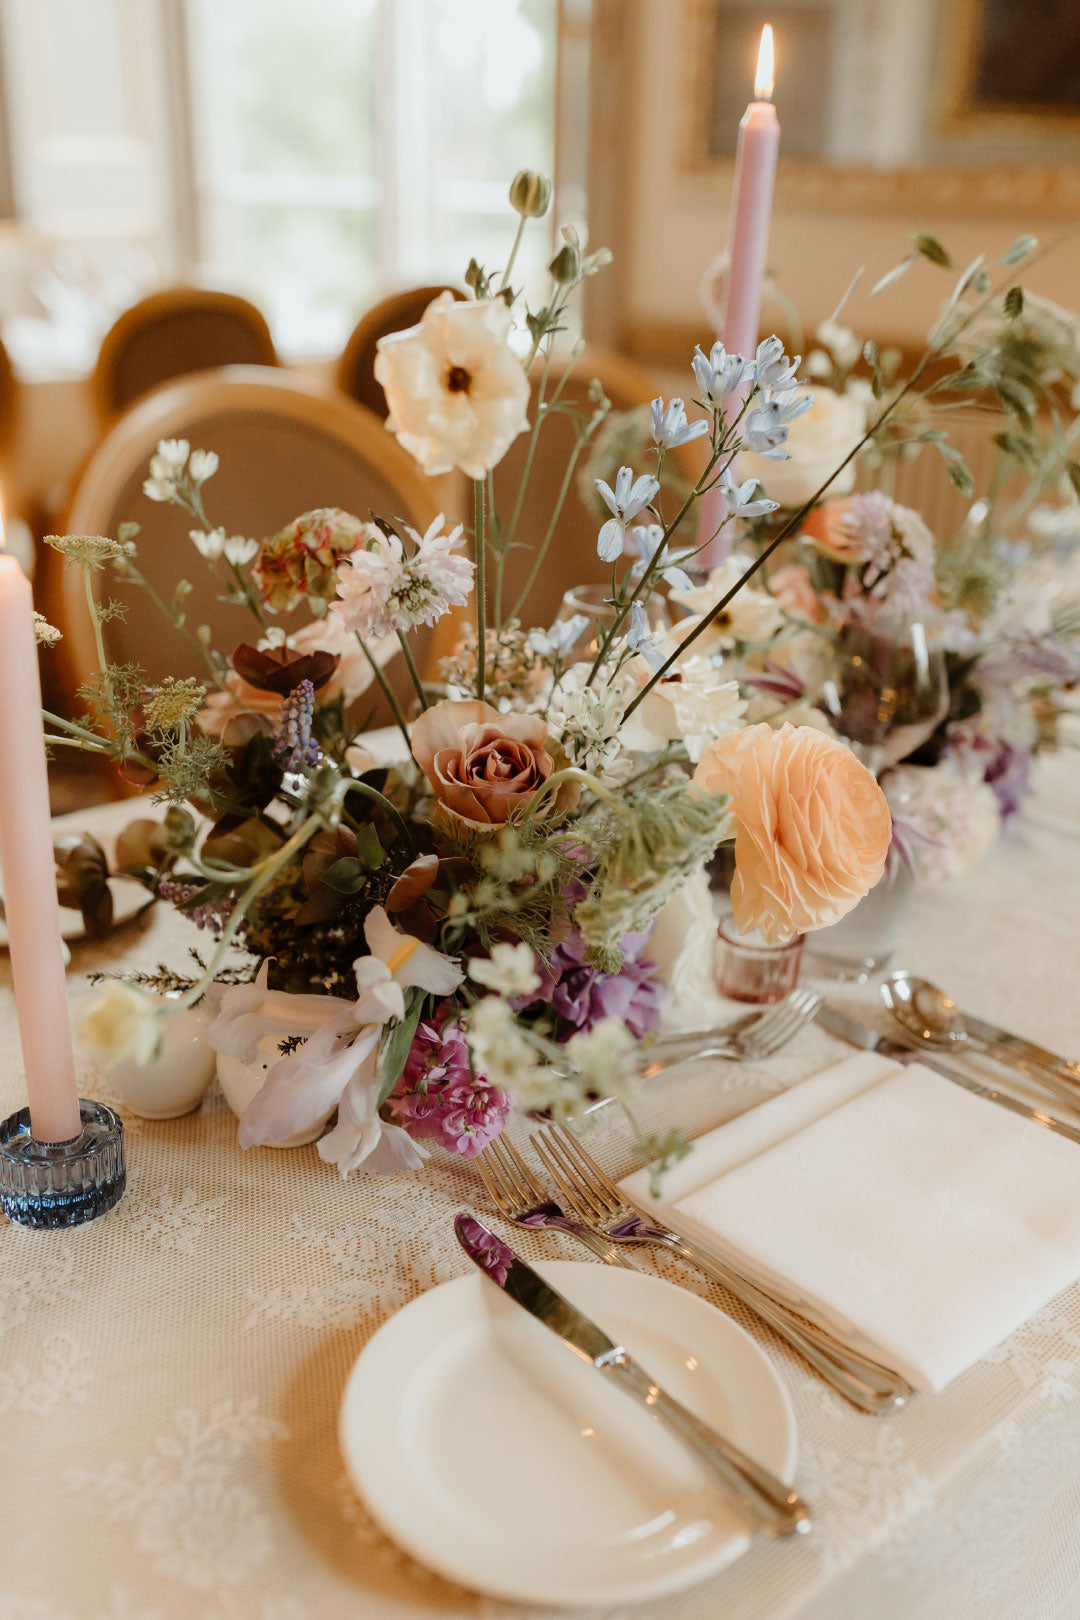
left=336, top=284, right=464, bottom=418
left=54, top=367, right=443, bottom=730
left=91, top=288, right=279, bottom=424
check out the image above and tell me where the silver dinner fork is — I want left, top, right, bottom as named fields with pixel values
left=531, top=1123, right=913, bottom=1415
left=643, top=989, right=824, bottom=1076
left=477, top=1133, right=637, bottom=1269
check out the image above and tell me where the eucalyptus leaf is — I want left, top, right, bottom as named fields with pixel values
left=947, top=461, right=976, bottom=496
left=375, top=991, right=425, bottom=1109
left=353, top=823, right=386, bottom=871
left=319, top=857, right=370, bottom=895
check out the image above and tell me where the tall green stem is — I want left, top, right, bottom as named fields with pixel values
left=500, top=216, right=526, bottom=292
left=395, top=631, right=430, bottom=711
left=355, top=633, right=415, bottom=764
left=473, top=478, right=487, bottom=704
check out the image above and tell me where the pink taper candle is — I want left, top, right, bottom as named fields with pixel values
left=698, top=25, right=780, bottom=565
left=0, top=538, right=82, bottom=1142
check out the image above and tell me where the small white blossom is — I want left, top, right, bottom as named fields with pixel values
left=527, top=614, right=589, bottom=661
left=154, top=438, right=190, bottom=474
left=80, top=981, right=162, bottom=1069
left=565, top=1017, right=639, bottom=1102
left=188, top=448, right=219, bottom=485
left=626, top=600, right=666, bottom=670
left=468, top=942, right=541, bottom=997
left=649, top=396, right=708, bottom=450
left=552, top=675, right=624, bottom=776
left=721, top=474, right=779, bottom=520
left=814, top=319, right=861, bottom=371
left=190, top=526, right=225, bottom=559
left=744, top=389, right=813, bottom=459
left=692, top=341, right=752, bottom=407
left=223, top=535, right=258, bottom=567
left=626, top=523, right=695, bottom=590
left=753, top=336, right=801, bottom=393
left=594, top=466, right=660, bottom=562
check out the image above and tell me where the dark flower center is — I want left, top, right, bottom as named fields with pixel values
left=446, top=365, right=472, bottom=394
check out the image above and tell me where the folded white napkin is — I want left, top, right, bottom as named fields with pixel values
left=622, top=1054, right=1080, bottom=1392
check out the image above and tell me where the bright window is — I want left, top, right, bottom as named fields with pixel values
left=185, top=0, right=558, bottom=356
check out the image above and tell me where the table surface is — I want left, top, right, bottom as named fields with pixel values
left=3, top=754, right=1080, bottom=1620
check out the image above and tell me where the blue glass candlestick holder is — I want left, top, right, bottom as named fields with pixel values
left=0, top=1100, right=125, bottom=1228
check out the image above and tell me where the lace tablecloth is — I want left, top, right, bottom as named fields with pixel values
left=3, top=758, right=1080, bottom=1620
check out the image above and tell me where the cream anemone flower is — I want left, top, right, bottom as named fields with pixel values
left=374, top=291, right=530, bottom=478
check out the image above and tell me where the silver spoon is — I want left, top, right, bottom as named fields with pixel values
left=882, top=972, right=1080, bottom=1114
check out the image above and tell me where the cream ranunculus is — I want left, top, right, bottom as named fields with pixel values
left=80, top=981, right=162, bottom=1068
left=740, top=385, right=867, bottom=510
left=374, top=292, right=530, bottom=478
left=693, top=722, right=891, bottom=943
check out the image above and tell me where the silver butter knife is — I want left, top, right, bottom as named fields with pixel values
left=453, top=1213, right=811, bottom=1538
left=816, top=1005, right=1080, bottom=1149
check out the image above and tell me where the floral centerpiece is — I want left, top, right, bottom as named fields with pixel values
left=48, top=170, right=953, bottom=1183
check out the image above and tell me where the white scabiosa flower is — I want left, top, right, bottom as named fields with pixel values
left=375, top=292, right=530, bottom=478
left=331, top=515, right=474, bottom=640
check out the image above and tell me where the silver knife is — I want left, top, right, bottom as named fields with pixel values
left=453, top=1213, right=811, bottom=1538
left=816, top=1005, right=1080, bottom=1149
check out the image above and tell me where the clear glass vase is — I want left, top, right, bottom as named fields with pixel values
left=819, top=616, right=948, bottom=775
left=805, top=863, right=916, bottom=983
left=554, top=583, right=669, bottom=663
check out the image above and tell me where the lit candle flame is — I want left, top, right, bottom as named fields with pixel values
left=755, top=24, right=775, bottom=101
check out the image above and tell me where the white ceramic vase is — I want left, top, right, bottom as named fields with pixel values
left=216, top=1035, right=332, bottom=1148
left=106, top=999, right=217, bottom=1119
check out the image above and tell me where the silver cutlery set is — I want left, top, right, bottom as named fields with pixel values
left=458, top=968, right=1080, bottom=1543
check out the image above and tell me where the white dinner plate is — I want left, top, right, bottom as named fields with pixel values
left=340, top=1259, right=797, bottom=1607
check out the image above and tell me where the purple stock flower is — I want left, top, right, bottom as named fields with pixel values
left=389, top=1011, right=510, bottom=1158
left=518, top=930, right=668, bottom=1040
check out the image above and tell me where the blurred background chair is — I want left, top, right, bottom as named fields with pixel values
left=91, top=288, right=278, bottom=425
left=335, top=285, right=463, bottom=417
left=50, top=367, right=442, bottom=759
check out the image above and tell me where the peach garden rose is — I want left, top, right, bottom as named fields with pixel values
left=693, top=721, right=892, bottom=943
left=411, top=699, right=579, bottom=830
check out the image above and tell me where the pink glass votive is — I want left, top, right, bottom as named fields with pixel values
left=714, top=914, right=804, bottom=1004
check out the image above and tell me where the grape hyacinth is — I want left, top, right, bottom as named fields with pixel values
left=273, top=679, right=318, bottom=773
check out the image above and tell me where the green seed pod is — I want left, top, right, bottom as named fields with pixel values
left=509, top=170, right=552, bottom=219
left=548, top=242, right=580, bottom=285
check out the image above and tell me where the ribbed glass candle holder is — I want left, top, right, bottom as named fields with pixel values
left=0, top=1100, right=126, bottom=1228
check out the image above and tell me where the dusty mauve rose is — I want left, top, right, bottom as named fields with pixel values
left=693, top=722, right=891, bottom=943
left=411, top=698, right=578, bottom=829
